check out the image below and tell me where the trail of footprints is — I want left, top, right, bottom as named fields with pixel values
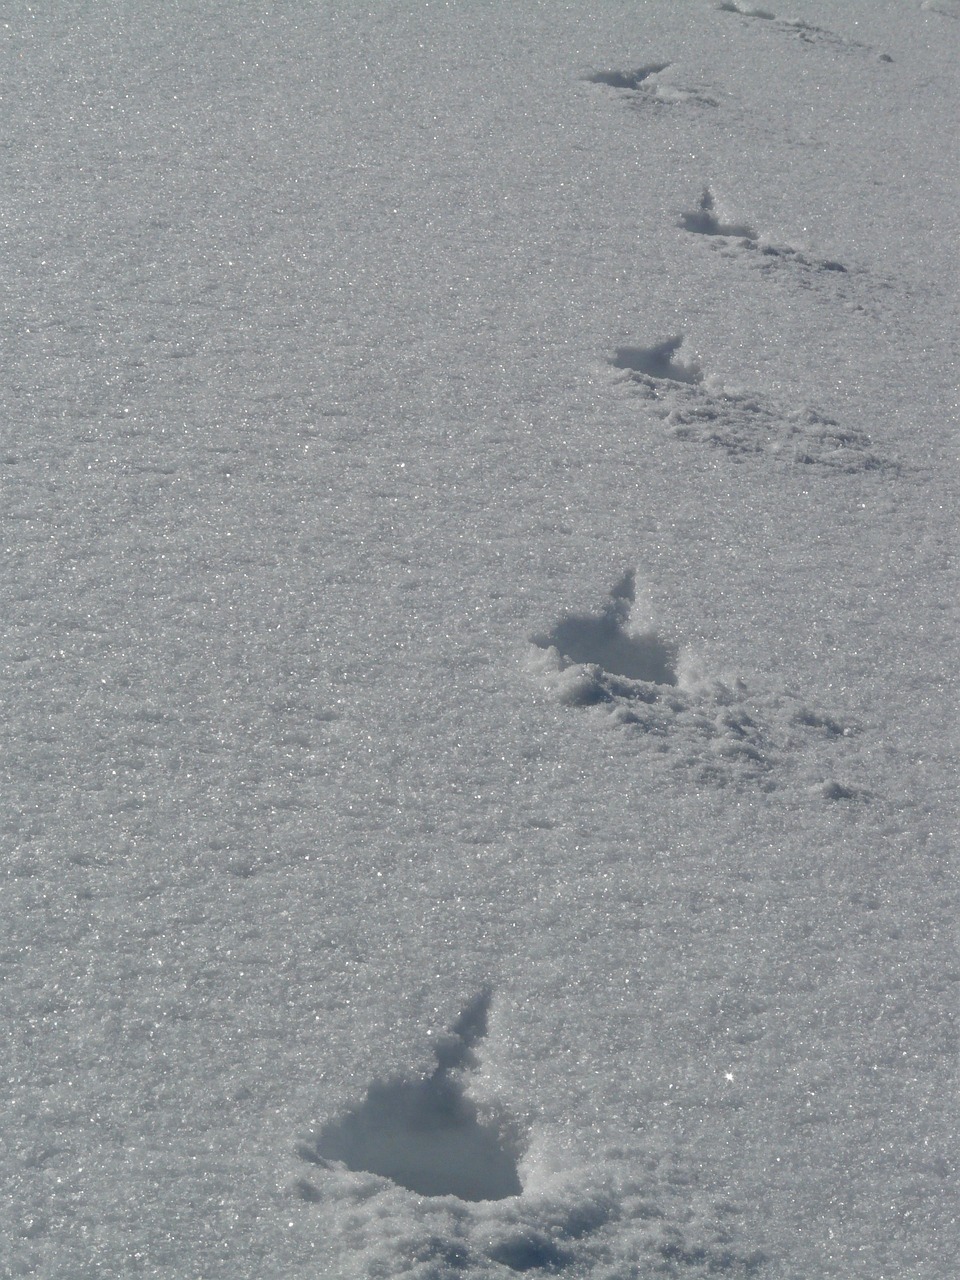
left=717, top=2, right=893, bottom=59
left=584, top=2, right=893, bottom=122
left=297, top=12, right=893, bottom=1274
left=572, top=15, right=890, bottom=795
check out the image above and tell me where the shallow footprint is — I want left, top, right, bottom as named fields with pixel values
left=584, top=62, right=718, bottom=109
left=679, top=189, right=848, bottom=275
left=584, top=63, right=670, bottom=89
left=530, top=574, right=864, bottom=794
left=679, top=189, right=758, bottom=239
left=611, top=336, right=893, bottom=473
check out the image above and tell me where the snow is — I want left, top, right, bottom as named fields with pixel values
left=2, top=2, right=958, bottom=1277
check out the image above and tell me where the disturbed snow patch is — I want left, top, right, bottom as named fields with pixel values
left=611, top=337, right=894, bottom=472
left=294, top=1141, right=767, bottom=1278
left=680, top=190, right=851, bottom=281
left=717, top=2, right=888, bottom=56
left=530, top=575, right=864, bottom=794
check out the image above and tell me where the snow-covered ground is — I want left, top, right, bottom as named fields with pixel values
left=3, top=3, right=958, bottom=1276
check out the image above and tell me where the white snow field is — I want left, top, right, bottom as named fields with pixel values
left=2, top=2, right=958, bottom=1276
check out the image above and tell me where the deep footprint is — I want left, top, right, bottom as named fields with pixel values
left=532, top=570, right=679, bottom=686
left=610, top=338, right=702, bottom=387
left=300, top=989, right=523, bottom=1202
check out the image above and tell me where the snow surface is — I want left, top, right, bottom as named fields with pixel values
left=2, top=2, right=959, bottom=1277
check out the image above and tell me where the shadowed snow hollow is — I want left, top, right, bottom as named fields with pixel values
left=532, top=571, right=679, bottom=689
left=300, top=989, right=523, bottom=1202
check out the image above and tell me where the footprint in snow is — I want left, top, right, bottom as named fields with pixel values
left=610, top=335, right=895, bottom=474
left=584, top=62, right=719, bottom=109
left=677, top=188, right=886, bottom=312
left=298, top=988, right=522, bottom=1202
left=681, top=188, right=894, bottom=321
left=530, top=572, right=865, bottom=796
left=296, top=989, right=768, bottom=1276
left=679, top=190, right=759, bottom=242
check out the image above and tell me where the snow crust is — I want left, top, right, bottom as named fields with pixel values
left=3, top=2, right=959, bottom=1277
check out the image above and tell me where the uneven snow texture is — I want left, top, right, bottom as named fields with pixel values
left=3, top=2, right=959, bottom=1278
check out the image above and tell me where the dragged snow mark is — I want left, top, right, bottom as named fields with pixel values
left=819, top=780, right=869, bottom=802
left=531, top=577, right=862, bottom=792
left=585, top=63, right=670, bottom=89
left=660, top=1239, right=766, bottom=1273
left=304, top=1144, right=767, bottom=1278
left=488, top=1233, right=575, bottom=1272
left=717, top=2, right=882, bottom=55
left=922, top=0, right=960, bottom=15
left=671, top=398, right=887, bottom=471
left=299, top=988, right=523, bottom=1202
left=793, top=707, right=849, bottom=737
left=755, top=242, right=847, bottom=275
left=611, top=337, right=702, bottom=387
left=717, top=2, right=775, bottom=16
left=612, top=343, right=894, bottom=473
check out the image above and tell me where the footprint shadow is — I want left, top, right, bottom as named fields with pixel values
left=679, top=189, right=757, bottom=239
left=301, top=989, right=523, bottom=1202
left=610, top=338, right=702, bottom=387
left=584, top=63, right=670, bottom=89
left=533, top=572, right=679, bottom=687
